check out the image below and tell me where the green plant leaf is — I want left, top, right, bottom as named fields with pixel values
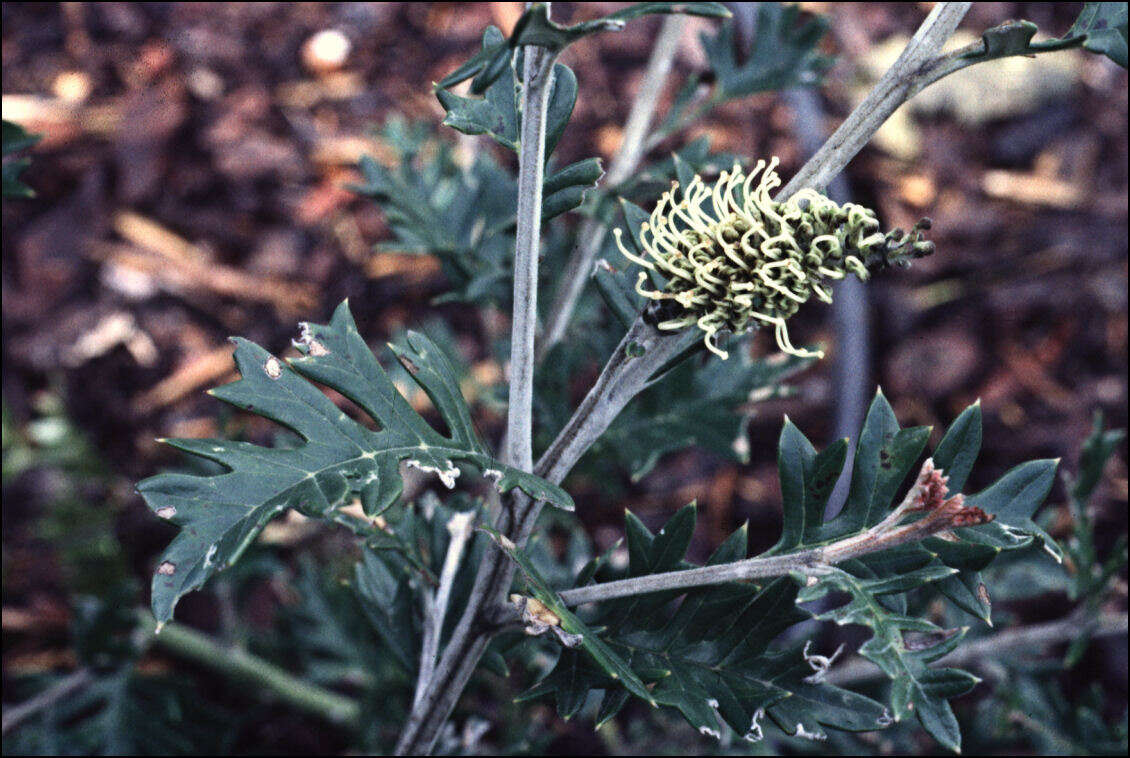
left=1068, top=2, right=1128, bottom=67
left=437, top=36, right=507, bottom=92
left=591, top=348, right=812, bottom=481
left=2, top=119, right=41, bottom=198
left=797, top=567, right=966, bottom=750
left=703, top=6, right=832, bottom=100
left=966, top=458, right=1061, bottom=561
left=353, top=122, right=601, bottom=305
left=817, top=389, right=931, bottom=539
left=486, top=526, right=657, bottom=707
left=530, top=396, right=1060, bottom=750
left=593, top=256, right=645, bottom=329
left=140, top=301, right=571, bottom=624
left=931, top=400, right=982, bottom=493
left=594, top=1, right=731, bottom=24
left=1065, top=412, right=1127, bottom=605
left=3, top=119, right=41, bottom=154
left=352, top=133, right=517, bottom=305
left=959, top=20, right=1085, bottom=64
left=1071, top=411, right=1125, bottom=506
left=652, top=4, right=831, bottom=142
left=435, top=28, right=577, bottom=157
left=523, top=507, right=890, bottom=742
left=950, top=5, right=1127, bottom=80
left=542, top=157, right=604, bottom=221
left=770, top=421, right=846, bottom=553
left=935, top=571, right=992, bottom=624
left=439, top=3, right=729, bottom=93
left=928, top=401, right=991, bottom=622
left=3, top=667, right=242, bottom=754
left=353, top=547, right=417, bottom=674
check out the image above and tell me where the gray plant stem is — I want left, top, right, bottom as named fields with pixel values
left=536, top=319, right=691, bottom=484
left=411, top=510, right=477, bottom=710
left=559, top=550, right=823, bottom=606
left=557, top=462, right=962, bottom=607
left=539, top=14, right=686, bottom=358
left=3, top=611, right=366, bottom=736
left=1, top=668, right=96, bottom=734
left=397, top=9, right=557, bottom=752
left=781, top=85, right=866, bottom=520
left=506, top=36, right=557, bottom=473
left=396, top=5, right=976, bottom=754
left=145, top=614, right=362, bottom=725
left=826, top=610, right=1129, bottom=686
left=605, top=15, right=686, bottom=188
left=778, top=1, right=971, bottom=197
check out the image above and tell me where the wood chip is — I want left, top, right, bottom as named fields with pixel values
left=982, top=170, right=1083, bottom=209
left=132, top=344, right=236, bottom=414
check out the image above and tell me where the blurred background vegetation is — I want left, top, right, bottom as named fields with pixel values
left=2, top=2, right=1126, bottom=754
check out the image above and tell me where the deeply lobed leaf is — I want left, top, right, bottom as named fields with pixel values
left=521, top=504, right=890, bottom=741
left=140, top=301, right=571, bottom=624
left=352, top=121, right=601, bottom=305
left=520, top=393, right=1059, bottom=751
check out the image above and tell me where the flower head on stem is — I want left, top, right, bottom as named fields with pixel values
left=614, top=158, right=933, bottom=359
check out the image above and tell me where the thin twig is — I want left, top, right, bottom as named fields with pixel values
left=412, top=510, right=477, bottom=709
left=606, top=16, right=687, bottom=189
left=777, top=2, right=971, bottom=197
left=2, top=668, right=96, bottom=734
left=144, top=613, right=362, bottom=725
left=539, top=15, right=686, bottom=358
left=557, top=458, right=974, bottom=606
left=826, top=610, right=1129, bottom=686
left=3, top=611, right=366, bottom=736
left=536, top=319, right=692, bottom=485
left=559, top=548, right=823, bottom=606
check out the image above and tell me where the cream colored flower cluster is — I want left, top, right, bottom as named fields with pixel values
left=614, top=158, right=932, bottom=359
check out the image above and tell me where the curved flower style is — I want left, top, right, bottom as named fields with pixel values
left=614, top=158, right=933, bottom=359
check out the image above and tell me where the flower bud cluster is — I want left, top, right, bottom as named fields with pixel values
left=614, top=157, right=933, bottom=359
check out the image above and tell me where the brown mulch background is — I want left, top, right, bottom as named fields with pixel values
left=3, top=2, right=1126, bottom=753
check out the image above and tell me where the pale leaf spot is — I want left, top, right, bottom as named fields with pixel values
left=405, top=459, right=460, bottom=488
left=294, top=322, right=331, bottom=356
left=744, top=708, right=765, bottom=742
left=795, top=723, right=827, bottom=741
